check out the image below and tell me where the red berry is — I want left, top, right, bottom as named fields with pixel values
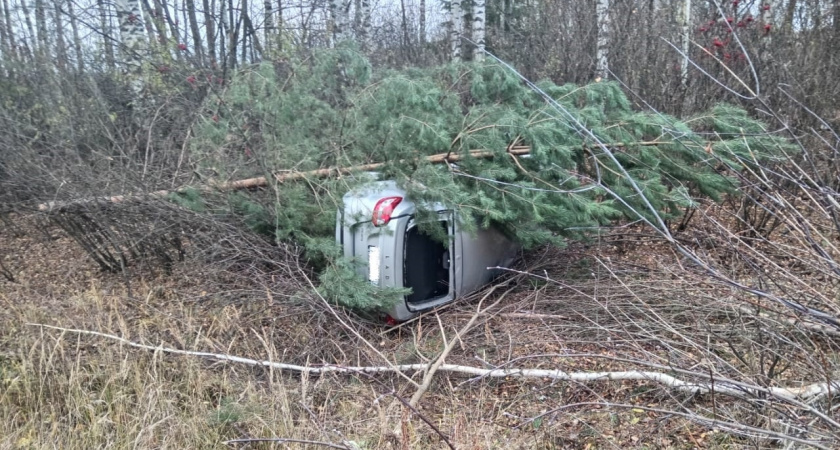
left=713, top=38, right=725, bottom=47
left=212, top=115, right=219, bottom=123
left=764, top=24, right=772, bottom=32
left=178, top=43, right=187, bottom=51
left=737, top=21, right=745, bottom=27
left=699, top=27, right=708, bottom=32
left=746, top=16, right=754, bottom=22
left=727, top=17, right=734, bottom=23
left=186, top=75, right=196, bottom=84
left=763, top=4, right=770, bottom=10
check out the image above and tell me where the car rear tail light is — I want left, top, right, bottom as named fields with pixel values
left=372, top=196, right=402, bottom=226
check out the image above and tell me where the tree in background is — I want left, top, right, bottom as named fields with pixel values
left=449, top=0, right=464, bottom=61
left=595, top=0, right=610, bottom=80
left=115, top=0, right=148, bottom=97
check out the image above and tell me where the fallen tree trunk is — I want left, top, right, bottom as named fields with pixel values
left=30, top=323, right=840, bottom=403
left=37, top=147, right=532, bottom=212
left=36, top=140, right=682, bottom=212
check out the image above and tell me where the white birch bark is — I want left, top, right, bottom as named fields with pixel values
left=760, top=0, right=773, bottom=61
left=360, top=0, right=371, bottom=48
left=450, top=0, right=463, bottom=62
left=329, top=0, right=352, bottom=44
left=114, top=0, right=147, bottom=96
left=419, top=0, right=426, bottom=43
left=473, top=0, right=486, bottom=61
left=679, top=0, right=691, bottom=84
left=39, top=323, right=840, bottom=405
left=595, top=0, right=610, bottom=80
left=264, top=0, right=273, bottom=57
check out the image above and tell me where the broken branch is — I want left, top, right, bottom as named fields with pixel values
left=29, top=323, right=840, bottom=403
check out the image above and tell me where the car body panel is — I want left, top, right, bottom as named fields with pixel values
left=337, top=180, right=518, bottom=320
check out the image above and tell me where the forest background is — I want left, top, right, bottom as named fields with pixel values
left=1, top=0, right=840, bottom=448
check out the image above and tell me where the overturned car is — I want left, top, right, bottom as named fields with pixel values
left=337, top=179, right=519, bottom=321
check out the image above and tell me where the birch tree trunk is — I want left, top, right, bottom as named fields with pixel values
left=419, top=0, right=426, bottom=44
left=353, top=0, right=361, bottom=34
left=360, top=0, right=371, bottom=49
left=761, top=0, right=773, bottom=47
left=330, top=0, right=352, bottom=44
left=473, top=0, right=486, bottom=61
left=264, top=0, right=273, bottom=57
left=679, top=0, right=690, bottom=85
left=595, top=0, right=611, bottom=80
left=450, top=0, right=463, bottom=62
left=115, top=0, right=148, bottom=96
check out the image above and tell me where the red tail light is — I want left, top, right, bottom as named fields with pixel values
left=385, top=315, right=399, bottom=326
left=372, top=196, right=402, bottom=227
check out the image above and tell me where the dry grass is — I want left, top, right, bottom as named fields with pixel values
left=2, top=208, right=840, bottom=449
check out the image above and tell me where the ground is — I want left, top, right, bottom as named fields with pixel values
left=0, top=212, right=830, bottom=449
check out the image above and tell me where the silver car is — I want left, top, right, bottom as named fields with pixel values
left=337, top=179, right=519, bottom=321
